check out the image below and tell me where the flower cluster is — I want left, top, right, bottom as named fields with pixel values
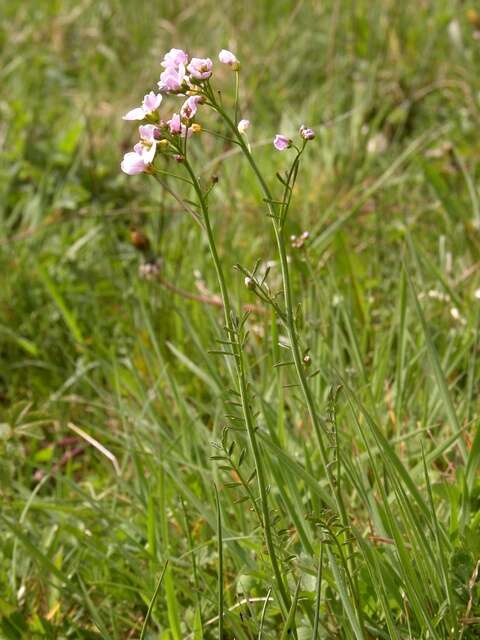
left=273, top=125, right=316, bottom=152
left=121, top=47, right=315, bottom=175
left=121, top=48, right=241, bottom=175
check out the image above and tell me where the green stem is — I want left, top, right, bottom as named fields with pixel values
left=234, top=70, right=240, bottom=126
left=214, top=485, right=224, bottom=638
left=211, top=106, right=366, bottom=628
left=181, top=157, right=292, bottom=618
left=215, top=108, right=336, bottom=486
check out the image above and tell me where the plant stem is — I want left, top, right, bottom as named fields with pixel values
left=211, top=106, right=364, bottom=627
left=181, top=157, right=292, bottom=618
left=214, top=484, right=224, bottom=638
left=215, top=108, right=338, bottom=495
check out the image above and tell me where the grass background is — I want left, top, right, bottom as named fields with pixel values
left=1, top=0, right=480, bottom=637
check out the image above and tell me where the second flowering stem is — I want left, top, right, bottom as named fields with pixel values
left=180, top=156, right=293, bottom=621
left=211, top=103, right=349, bottom=522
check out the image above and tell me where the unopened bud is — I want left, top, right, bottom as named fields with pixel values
left=303, top=354, right=311, bottom=367
left=300, top=125, right=315, bottom=140
left=238, top=119, right=250, bottom=134
left=291, top=230, right=310, bottom=249
left=244, top=276, right=255, bottom=290
left=191, top=123, right=202, bottom=134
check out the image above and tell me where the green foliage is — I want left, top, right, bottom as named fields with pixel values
left=1, top=0, right=480, bottom=638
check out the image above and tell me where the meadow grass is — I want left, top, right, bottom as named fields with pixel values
left=1, top=0, right=480, bottom=637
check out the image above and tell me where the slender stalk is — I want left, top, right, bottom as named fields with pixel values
left=258, top=587, right=272, bottom=640
left=214, top=484, right=224, bottom=638
left=181, top=156, right=292, bottom=617
left=213, top=105, right=341, bottom=506
left=312, top=544, right=324, bottom=639
left=139, top=561, right=169, bottom=640
left=210, top=103, right=363, bottom=625
left=234, top=70, right=240, bottom=126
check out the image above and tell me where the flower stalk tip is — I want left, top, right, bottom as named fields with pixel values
left=219, top=49, right=240, bottom=70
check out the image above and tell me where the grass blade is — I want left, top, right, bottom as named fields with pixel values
left=139, top=561, right=169, bottom=640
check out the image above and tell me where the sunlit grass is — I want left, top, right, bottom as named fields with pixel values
left=1, top=1, right=479, bottom=638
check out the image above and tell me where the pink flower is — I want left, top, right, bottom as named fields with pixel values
left=158, top=64, right=186, bottom=92
left=168, top=113, right=182, bottom=135
left=238, top=119, right=250, bottom=134
left=138, top=124, right=157, bottom=143
left=161, top=48, right=188, bottom=69
left=122, top=107, right=145, bottom=121
left=142, top=92, right=162, bottom=113
left=273, top=134, right=291, bottom=151
left=219, top=49, right=239, bottom=68
left=136, top=124, right=160, bottom=163
left=300, top=125, right=315, bottom=140
left=187, top=57, right=213, bottom=80
left=180, top=95, right=203, bottom=119
left=121, top=151, right=148, bottom=175
left=123, top=91, right=162, bottom=121
left=166, top=113, right=192, bottom=138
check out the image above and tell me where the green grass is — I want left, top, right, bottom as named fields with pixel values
left=1, top=0, right=480, bottom=637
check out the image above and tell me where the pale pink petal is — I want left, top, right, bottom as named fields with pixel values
left=139, top=124, right=158, bottom=143
left=187, top=57, right=213, bottom=80
left=168, top=113, right=182, bottom=135
left=158, top=64, right=185, bottom=92
left=273, top=134, right=291, bottom=151
left=180, top=95, right=203, bottom=119
left=219, top=49, right=239, bottom=67
left=238, top=119, right=250, bottom=133
left=142, top=141, right=157, bottom=164
left=121, top=151, right=147, bottom=175
left=161, top=48, right=189, bottom=68
left=122, top=107, right=146, bottom=121
left=142, top=91, right=162, bottom=114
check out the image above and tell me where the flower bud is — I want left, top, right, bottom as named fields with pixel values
left=291, top=231, right=310, bottom=249
left=303, top=354, right=311, bottom=367
left=300, top=125, right=315, bottom=140
left=190, top=123, right=202, bottom=134
left=244, top=276, right=255, bottom=290
left=238, top=119, right=250, bottom=134
left=219, top=49, right=240, bottom=70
